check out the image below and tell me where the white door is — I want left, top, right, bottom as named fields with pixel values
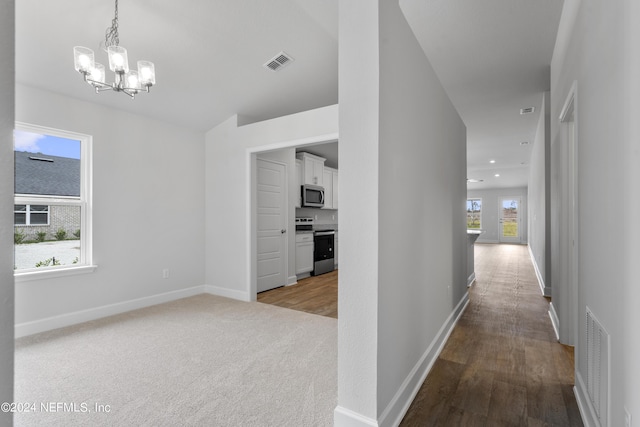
left=499, top=198, right=521, bottom=243
left=257, top=159, right=287, bottom=292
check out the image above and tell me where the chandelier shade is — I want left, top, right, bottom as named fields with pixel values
left=73, top=46, right=95, bottom=74
left=73, top=0, right=155, bottom=99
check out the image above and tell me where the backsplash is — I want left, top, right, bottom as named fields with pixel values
left=296, top=207, right=338, bottom=225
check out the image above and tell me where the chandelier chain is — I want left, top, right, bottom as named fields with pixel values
left=104, top=0, right=120, bottom=48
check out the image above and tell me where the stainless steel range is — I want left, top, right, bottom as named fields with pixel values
left=312, top=229, right=335, bottom=275
left=295, top=217, right=335, bottom=276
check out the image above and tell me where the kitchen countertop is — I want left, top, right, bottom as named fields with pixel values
left=296, top=224, right=339, bottom=234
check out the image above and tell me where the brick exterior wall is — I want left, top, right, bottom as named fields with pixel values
left=15, top=205, right=80, bottom=241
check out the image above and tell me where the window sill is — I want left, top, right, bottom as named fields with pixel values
left=14, top=265, right=98, bottom=283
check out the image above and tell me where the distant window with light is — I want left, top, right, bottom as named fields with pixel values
left=14, top=124, right=92, bottom=274
left=467, top=198, right=482, bottom=229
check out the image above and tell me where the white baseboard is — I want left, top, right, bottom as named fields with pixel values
left=467, top=272, right=476, bottom=287
left=333, top=292, right=470, bottom=427
left=15, top=285, right=207, bottom=338
left=377, top=291, right=470, bottom=427
left=527, top=244, right=551, bottom=296
left=287, top=275, right=298, bottom=286
left=548, top=302, right=560, bottom=341
left=204, top=284, right=250, bottom=302
left=574, top=371, right=597, bottom=427
left=334, top=406, right=378, bottom=427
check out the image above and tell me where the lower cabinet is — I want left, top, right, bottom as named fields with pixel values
left=295, top=233, right=314, bottom=275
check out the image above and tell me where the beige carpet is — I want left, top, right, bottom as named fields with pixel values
left=14, top=294, right=337, bottom=426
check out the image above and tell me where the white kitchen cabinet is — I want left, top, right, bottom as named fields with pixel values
left=295, top=159, right=302, bottom=208
left=322, top=167, right=338, bottom=210
left=296, top=152, right=325, bottom=186
left=332, top=170, right=338, bottom=209
left=322, top=168, right=333, bottom=209
left=295, top=233, right=314, bottom=275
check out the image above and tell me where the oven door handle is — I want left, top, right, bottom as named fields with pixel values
left=314, top=231, right=335, bottom=236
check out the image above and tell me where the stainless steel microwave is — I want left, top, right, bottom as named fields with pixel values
left=301, top=184, right=325, bottom=208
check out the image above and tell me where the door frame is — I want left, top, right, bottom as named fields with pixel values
left=498, top=197, right=522, bottom=243
left=247, top=134, right=339, bottom=301
left=559, top=81, right=579, bottom=349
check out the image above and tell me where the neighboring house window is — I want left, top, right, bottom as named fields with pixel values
left=14, top=204, right=50, bottom=225
left=467, top=198, right=482, bottom=229
left=14, top=123, right=93, bottom=277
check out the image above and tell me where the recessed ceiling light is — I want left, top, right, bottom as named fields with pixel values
left=494, top=174, right=500, bottom=177
left=489, top=160, right=496, bottom=164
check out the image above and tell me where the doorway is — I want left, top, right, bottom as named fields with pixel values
left=551, top=81, right=579, bottom=347
left=499, top=197, right=521, bottom=243
left=249, top=136, right=338, bottom=300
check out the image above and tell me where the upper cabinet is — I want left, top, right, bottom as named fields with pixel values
left=296, top=152, right=325, bottom=186
left=295, top=159, right=302, bottom=208
left=332, top=168, right=338, bottom=210
left=322, top=167, right=338, bottom=210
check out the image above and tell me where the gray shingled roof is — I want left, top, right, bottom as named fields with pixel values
left=14, top=151, right=80, bottom=197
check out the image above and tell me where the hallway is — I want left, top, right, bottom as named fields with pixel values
left=401, top=244, right=583, bottom=425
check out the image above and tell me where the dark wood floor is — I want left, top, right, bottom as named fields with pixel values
left=257, top=269, right=338, bottom=318
left=400, top=244, right=583, bottom=426
left=257, top=245, right=583, bottom=426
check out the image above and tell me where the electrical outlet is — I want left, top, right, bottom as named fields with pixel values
left=625, top=407, right=632, bottom=427
left=315, top=214, right=318, bottom=220
left=162, top=268, right=170, bottom=279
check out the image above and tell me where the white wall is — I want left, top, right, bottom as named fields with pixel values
left=337, top=1, right=467, bottom=425
left=0, top=1, right=14, bottom=424
left=467, top=187, right=528, bottom=244
left=14, top=85, right=206, bottom=333
left=551, top=0, right=637, bottom=423
left=527, top=92, right=550, bottom=295
left=204, top=106, right=339, bottom=301
left=624, top=0, right=640, bottom=418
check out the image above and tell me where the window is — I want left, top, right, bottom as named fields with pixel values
left=15, top=204, right=50, bottom=226
left=14, top=123, right=93, bottom=278
left=467, top=198, right=482, bottom=229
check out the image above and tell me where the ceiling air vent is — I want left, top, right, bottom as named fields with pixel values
left=520, top=107, right=535, bottom=115
left=263, top=51, right=294, bottom=72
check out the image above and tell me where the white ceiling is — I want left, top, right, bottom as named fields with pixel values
left=400, top=0, right=564, bottom=190
left=16, top=0, right=563, bottom=191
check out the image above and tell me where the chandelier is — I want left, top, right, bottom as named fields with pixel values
left=73, top=0, right=156, bottom=98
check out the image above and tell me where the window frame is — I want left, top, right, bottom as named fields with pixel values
left=14, top=122, right=96, bottom=281
left=467, top=198, right=482, bottom=230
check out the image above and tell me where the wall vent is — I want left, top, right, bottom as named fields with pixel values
left=586, top=307, right=610, bottom=426
left=520, top=107, right=535, bottom=115
left=263, top=51, right=294, bottom=72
